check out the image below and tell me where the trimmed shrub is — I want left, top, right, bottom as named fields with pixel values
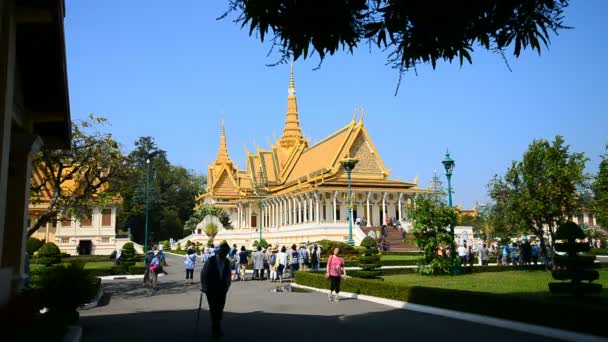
left=255, top=239, right=269, bottom=249
left=27, top=237, right=44, bottom=255
left=38, top=242, right=61, bottom=257
left=360, top=236, right=376, bottom=249
left=39, top=263, right=99, bottom=324
left=128, top=264, right=146, bottom=274
left=355, top=246, right=367, bottom=255
left=316, top=240, right=356, bottom=256
left=294, top=272, right=607, bottom=337
left=176, top=243, right=181, bottom=251
left=122, top=242, right=136, bottom=262
left=207, top=239, right=214, bottom=248
left=161, top=240, right=170, bottom=251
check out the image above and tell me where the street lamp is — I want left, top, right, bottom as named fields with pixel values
left=144, top=158, right=150, bottom=255
left=340, top=155, right=359, bottom=246
left=441, top=150, right=457, bottom=275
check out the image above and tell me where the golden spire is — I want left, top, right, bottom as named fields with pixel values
left=215, top=112, right=231, bottom=164
left=352, top=105, right=358, bottom=122
left=280, top=62, right=306, bottom=148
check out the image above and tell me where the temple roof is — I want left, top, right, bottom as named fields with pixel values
left=203, top=65, right=417, bottom=202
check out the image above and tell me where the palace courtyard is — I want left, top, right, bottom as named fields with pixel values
left=79, top=253, right=564, bottom=341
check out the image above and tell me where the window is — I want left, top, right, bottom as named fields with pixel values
left=101, top=237, right=110, bottom=243
left=251, top=215, right=257, bottom=228
left=102, top=209, right=112, bottom=226
left=80, top=209, right=93, bottom=227
left=336, top=204, right=341, bottom=220
left=61, top=238, right=69, bottom=244
left=52, top=219, right=57, bottom=228
left=61, top=217, right=71, bottom=227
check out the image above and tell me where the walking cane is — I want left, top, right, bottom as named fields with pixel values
left=194, top=290, right=204, bottom=337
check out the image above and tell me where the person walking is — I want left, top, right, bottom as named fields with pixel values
left=268, top=246, right=278, bottom=281
left=229, top=244, right=239, bottom=281
left=200, top=242, right=232, bottom=339
left=184, top=247, right=197, bottom=285
left=277, top=246, right=287, bottom=283
left=238, top=246, right=248, bottom=281
left=311, top=245, right=320, bottom=271
left=149, top=250, right=161, bottom=290
left=531, top=242, right=540, bottom=265
left=325, top=248, right=346, bottom=301
left=479, top=243, right=489, bottom=266
left=298, top=244, right=310, bottom=272
left=143, top=246, right=155, bottom=287
left=289, top=244, right=300, bottom=279
left=252, top=246, right=264, bottom=280
left=457, top=244, right=467, bottom=266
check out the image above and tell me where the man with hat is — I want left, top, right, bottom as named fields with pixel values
left=200, top=242, right=232, bottom=338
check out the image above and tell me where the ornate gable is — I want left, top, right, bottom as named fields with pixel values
left=348, top=130, right=384, bottom=176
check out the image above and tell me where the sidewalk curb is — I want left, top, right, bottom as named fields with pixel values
left=98, top=274, right=165, bottom=281
left=80, top=287, right=104, bottom=310
left=291, top=283, right=608, bottom=342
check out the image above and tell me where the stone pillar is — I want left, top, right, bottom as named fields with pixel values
left=315, top=192, right=320, bottom=224
left=333, top=191, right=338, bottom=222
left=293, top=197, right=298, bottom=224
left=382, top=192, right=387, bottom=226
left=398, top=192, right=403, bottom=222
left=308, top=194, right=313, bottom=223
left=2, top=134, right=43, bottom=293
left=366, top=192, right=372, bottom=227
left=287, top=197, right=291, bottom=225
left=0, top=1, right=16, bottom=291
left=303, top=196, right=308, bottom=222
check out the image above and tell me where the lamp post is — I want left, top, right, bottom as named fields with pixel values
left=340, top=155, right=359, bottom=246
left=144, top=158, right=150, bottom=254
left=441, top=150, right=457, bottom=275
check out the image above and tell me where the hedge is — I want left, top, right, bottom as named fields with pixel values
left=294, top=272, right=607, bottom=337
left=588, top=248, right=608, bottom=256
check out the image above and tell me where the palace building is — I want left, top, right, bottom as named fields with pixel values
left=194, top=65, right=429, bottom=249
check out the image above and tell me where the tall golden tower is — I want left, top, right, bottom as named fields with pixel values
left=279, top=62, right=306, bottom=149
left=214, top=113, right=232, bottom=165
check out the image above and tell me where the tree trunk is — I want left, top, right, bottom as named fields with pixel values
left=27, top=212, right=54, bottom=237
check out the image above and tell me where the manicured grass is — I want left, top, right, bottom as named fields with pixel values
left=380, top=255, right=421, bottom=261
left=383, top=270, right=608, bottom=296
left=296, top=270, right=607, bottom=336
left=83, top=261, right=115, bottom=270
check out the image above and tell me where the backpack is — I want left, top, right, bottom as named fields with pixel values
left=290, top=251, right=299, bottom=264
left=268, top=254, right=277, bottom=266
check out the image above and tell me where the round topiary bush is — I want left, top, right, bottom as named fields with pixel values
left=175, top=243, right=181, bottom=251
left=38, top=242, right=61, bottom=257
left=121, top=242, right=136, bottom=262
left=256, top=239, right=268, bottom=249
left=360, top=237, right=377, bottom=249
left=27, top=237, right=44, bottom=255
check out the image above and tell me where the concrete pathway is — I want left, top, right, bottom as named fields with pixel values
left=80, top=253, right=560, bottom=341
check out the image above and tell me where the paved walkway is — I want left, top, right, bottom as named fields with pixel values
left=80, top=253, right=559, bottom=341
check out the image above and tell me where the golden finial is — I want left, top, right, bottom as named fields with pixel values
left=289, top=60, right=295, bottom=94
left=352, top=105, right=358, bottom=122
left=360, top=106, right=365, bottom=124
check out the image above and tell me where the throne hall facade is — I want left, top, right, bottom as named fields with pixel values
left=193, top=65, right=429, bottom=248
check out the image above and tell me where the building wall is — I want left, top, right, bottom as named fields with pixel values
left=47, top=206, right=118, bottom=255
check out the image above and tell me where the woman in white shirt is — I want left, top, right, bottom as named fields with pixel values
left=276, top=246, right=287, bottom=283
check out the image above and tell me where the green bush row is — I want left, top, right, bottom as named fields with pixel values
left=587, top=248, right=608, bottom=256
left=294, top=272, right=607, bottom=337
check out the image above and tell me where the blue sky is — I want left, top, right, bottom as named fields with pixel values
left=65, top=1, right=607, bottom=208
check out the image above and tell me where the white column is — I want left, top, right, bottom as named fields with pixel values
left=398, top=193, right=403, bottom=222
left=237, top=204, right=241, bottom=229
left=248, top=203, right=252, bottom=229
left=279, top=198, right=283, bottom=226
left=333, top=191, right=338, bottom=222
left=288, top=197, right=292, bottom=225
left=382, top=192, right=387, bottom=226
left=293, top=197, right=298, bottom=224
left=308, top=194, right=313, bottom=223
left=366, top=192, right=371, bottom=227
left=315, top=193, right=320, bottom=224
left=271, top=201, right=275, bottom=227
left=303, top=195, right=308, bottom=222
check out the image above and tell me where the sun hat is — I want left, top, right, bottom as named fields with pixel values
left=272, top=246, right=279, bottom=252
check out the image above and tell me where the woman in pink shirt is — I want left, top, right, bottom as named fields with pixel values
left=325, top=248, right=346, bottom=301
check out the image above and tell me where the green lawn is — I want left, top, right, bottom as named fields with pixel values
left=380, top=255, right=421, bottom=261
left=83, top=261, right=115, bottom=270
left=383, top=270, right=608, bottom=296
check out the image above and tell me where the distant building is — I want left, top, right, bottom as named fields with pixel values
left=28, top=167, right=120, bottom=255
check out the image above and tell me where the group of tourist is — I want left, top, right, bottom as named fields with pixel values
left=143, top=245, right=168, bottom=289
left=183, top=242, right=324, bottom=285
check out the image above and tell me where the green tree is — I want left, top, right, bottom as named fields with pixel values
left=407, top=194, right=456, bottom=275
left=28, top=115, right=126, bottom=237
left=222, top=0, right=569, bottom=90
left=117, top=137, right=206, bottom=244
left=184, top=204, right=232, bottom=235
left=488, top=136, right=587, bottom=250
left=593, top=145, right=608, bottom=228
